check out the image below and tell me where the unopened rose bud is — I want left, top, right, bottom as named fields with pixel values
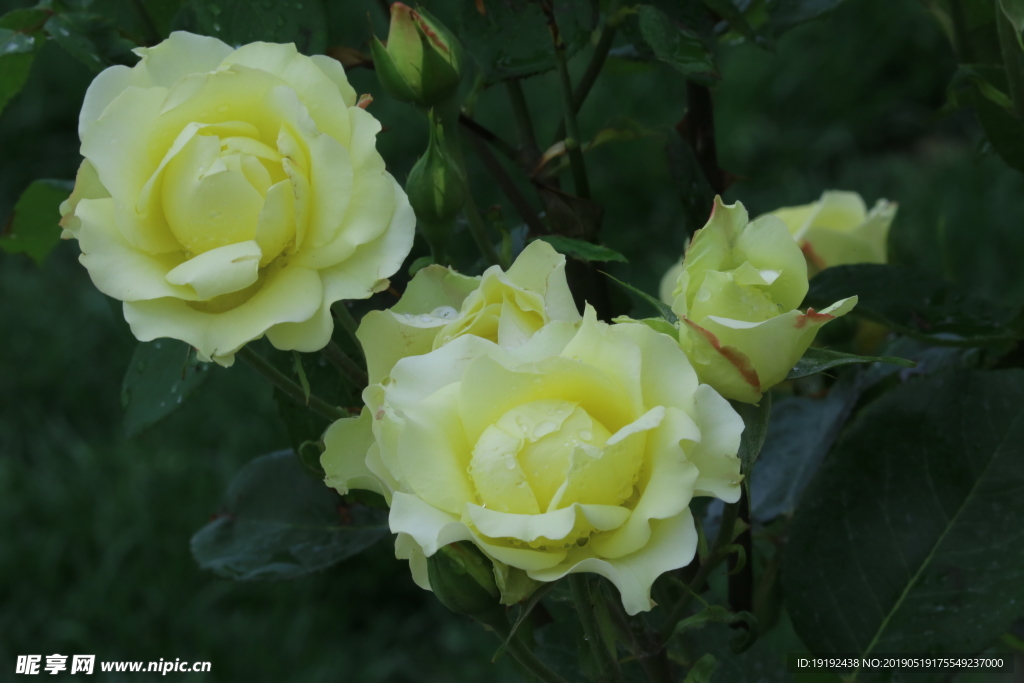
left=405, top=117, right=465, bottom=257
left=427, top=542, right=507, bottom=631
left=664, top=197, right=858, bottom=403
left=371, top=3, right=462, bottom=107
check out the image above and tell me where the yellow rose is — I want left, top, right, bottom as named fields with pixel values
left=665, top=197, right=857, bottom=404
left=358, top=240, right=581, bottom=385
left=323, top=304, right=743, bottom=615
left=766, top=190, right=896, bottom=273
left=59, top=32, right=415, bottom=366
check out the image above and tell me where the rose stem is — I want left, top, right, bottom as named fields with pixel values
left=504, top=637, right=572, bottom=683
left=331, top=303, right=365, bottom=360
left=458, top=114, right=519, bottom=163
left=322, top=340, right=368, bottom=387
left=505, top=79, right=540, bottom=163
left=237, top=347, right=347, bottom=422
left=570, top=574, right=623, bottom=682
left=550, top=5, right=624, bottom=145
left=462, top=193, right=505, bottom=268
left=544, top=2, right=590, bottom=199
left=463, top=126, right=548, bottom=238
left=602, top=582, right=673, bottom=683
left=656, top=501, right=741, bottom=644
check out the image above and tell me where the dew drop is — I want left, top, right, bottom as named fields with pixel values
left=579, top=430, right=592, bottom=442
left=418, top=314, right=433, bottom=323
left=430, top=305, right=458, bottom=320
left=504, top=458, right=517, bottom=470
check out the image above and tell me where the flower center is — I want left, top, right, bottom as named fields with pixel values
left=158, top=122, right=299, bottom=263
left=468, top=399, right=643, bottom=516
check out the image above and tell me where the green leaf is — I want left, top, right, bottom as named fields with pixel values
left=456, top=0, right=590, bottom=83
left=731, top=394, right=771, bottom=499
left=972, top=87, right=1024, bottom=173
left=536, top=235, right=628, bottom=263
left=768, top=0, right=848, bottom=35
left=999, top=0, right=1024, bottom=45
left=492, top=582, right=556, bottom=662
left=603, top=272, right=679, bottom=324
left=0, top=8, right=48, bottom=115
left=700, top=0, right=773, bottom=50
left=674, top=604, right=758, bottom=652
left=191, top=451, right=389, bottom=580
left=636, top=5, right=718, bottom=84
left=0, top=179, right=72, bottom=265
left=121, top=339, right=212, bottom=437
left=783, top=370, right=1024, bottom=656
left=787, top=347, right=915, bottom=380
left=683, top=653, right=715, bottom=683
left=44, top=12, right=136, bottom=72
left=750, top=374, right=862, bottom=522
left=173, top=0, right=327, bottom=55
left=805, top=264, right=1020, bottom=347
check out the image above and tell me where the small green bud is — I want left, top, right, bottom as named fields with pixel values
left=405, top=116, right=465, bottom=258
left=371, top=3, right=462, bottom=107
left=427, top=542, right=507, bottom=631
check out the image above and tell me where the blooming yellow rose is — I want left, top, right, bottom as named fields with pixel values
left=665, top=197, right=857, bottom=404
left=59, top=32, right=415, bottom=366
left=358, top=240, right=581, bottom=385
left=766, top=190, right=896, bottom=273
left=323, top=304, right=743, bottom=615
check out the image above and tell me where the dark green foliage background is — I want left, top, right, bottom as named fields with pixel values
left=1, top=0, right=1023, bottom=680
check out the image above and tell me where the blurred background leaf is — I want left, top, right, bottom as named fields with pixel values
left=0, top=178, right=69, bottom=264
left=191, top=450, right=389, bottom=581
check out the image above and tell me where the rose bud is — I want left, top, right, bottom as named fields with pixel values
left=371, top=3, right=463, bottom=107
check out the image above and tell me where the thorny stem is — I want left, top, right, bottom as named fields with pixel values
left=463, top=192, right=505, bottom=267
left=658, top=501, right=741, bottom=643
left=570, top=574, right=622, bottom=682
left=505, top=636, right=572, bottom=683
left=464, top=125, right=548, bottom=237
left=331, top=303, right=364, bottom=360
left=322, top=340, right=368, bottom=387
left=543, top=1, right=591, bottom=199
left=728, top=490, right=755, bottom=616
left=237, top=347, right=347, bottom=422
left=551, top=9, right=623, bottom=143
left=458, top=114, right=519, bottom=163
left=505, top=80, right=541, bottom=161
left=604, top=585, right=673, bottom=683
left=680, top=82, right=725, bottom=197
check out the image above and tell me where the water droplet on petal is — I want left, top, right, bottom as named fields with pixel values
left=431, top=306, right=458, bottom=320
left=579, top=430, right=592, bottom=442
